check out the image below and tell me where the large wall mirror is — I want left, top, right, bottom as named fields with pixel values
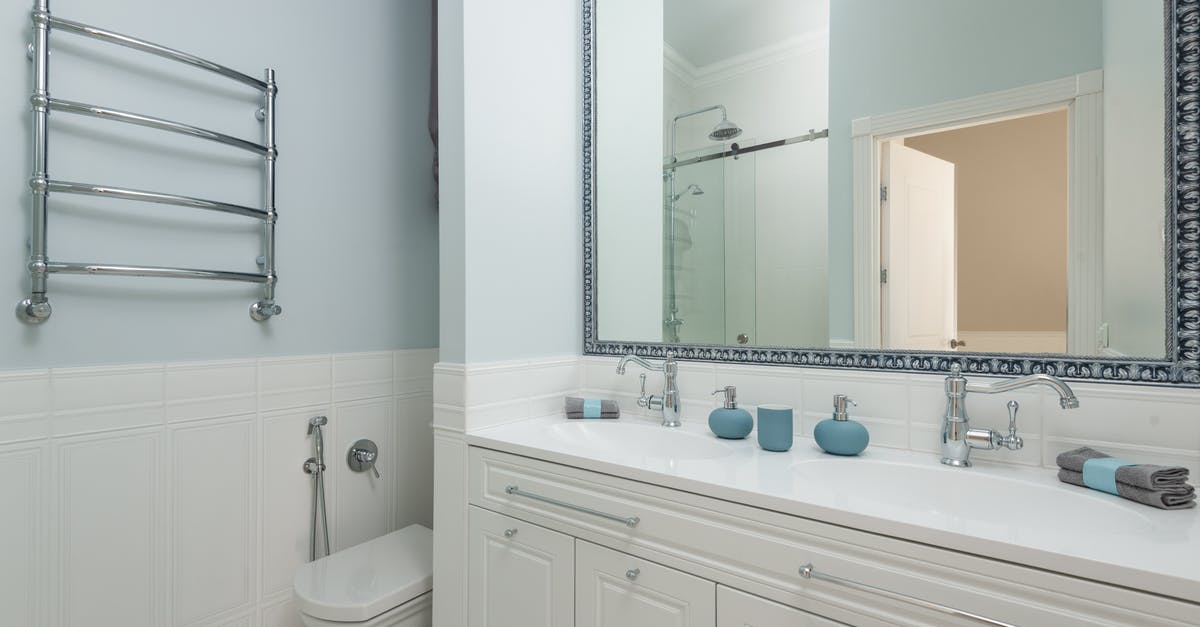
left=582, top=0, right=1200, bottom=384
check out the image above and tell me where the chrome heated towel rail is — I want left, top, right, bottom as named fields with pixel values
left=17, top=0, right=281, bottom=323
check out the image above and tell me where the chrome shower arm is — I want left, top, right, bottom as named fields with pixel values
left=670, top=104, right=727, bottom=160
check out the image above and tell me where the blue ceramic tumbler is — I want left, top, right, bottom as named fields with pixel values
left=756, top=405, right=793, bottom=452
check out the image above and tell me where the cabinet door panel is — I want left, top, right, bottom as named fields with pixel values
left=468, top=506, right=574, bottom=627
left=717, top=585, right=840, bottom=627
left=576, top=539, right=715, bottom=627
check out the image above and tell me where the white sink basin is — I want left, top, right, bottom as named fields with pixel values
left=790, top=457, right=1154, bottom=537
left=542, top=420, right=735, bottom=461
left=469, top=416, right=1199, bottom=602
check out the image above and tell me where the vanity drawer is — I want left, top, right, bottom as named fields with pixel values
left=468, top=446, right=1197, bottom=626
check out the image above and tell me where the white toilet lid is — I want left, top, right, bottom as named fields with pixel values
left=293, top=524, right=433, bottom=622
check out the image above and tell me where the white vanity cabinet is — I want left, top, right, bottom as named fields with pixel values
left=469, top=503, right=839, bottom=627
left=467, top=506, right=574, bottom=627
left=466, top=446, right=1198, bottom=626
left=576, top=539, right=715, bottom=627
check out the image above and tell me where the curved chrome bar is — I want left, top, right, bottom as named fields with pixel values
left=46, top=180, right=267, bottom=220
left=616, top=354, right=663, bottom=375
left=47, top=262, right=269, bottom=283
left=48, top=98, right=268, bottom=155
left=964, top=372, right=1079, bottom=409
left=42, top=13, right=267, bottom=91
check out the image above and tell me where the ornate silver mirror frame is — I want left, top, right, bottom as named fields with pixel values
left=581, top=0, right=1200, bottom=385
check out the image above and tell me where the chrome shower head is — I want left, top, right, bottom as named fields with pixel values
left=671, top=104, right=744, bottom=157
left=709, top=116, right=742, bottom=141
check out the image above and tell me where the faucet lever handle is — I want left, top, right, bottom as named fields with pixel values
left=639, top=373, right=648, bottom=398
left=1002, top=400, right=1023, bottom=451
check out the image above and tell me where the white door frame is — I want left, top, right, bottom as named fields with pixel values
left=850, top=70, right=1103, bottom=352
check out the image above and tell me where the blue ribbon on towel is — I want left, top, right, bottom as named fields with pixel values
left=583, top=399, right=602, bottom=419
left=1082, top=457, right=1135, bottom=495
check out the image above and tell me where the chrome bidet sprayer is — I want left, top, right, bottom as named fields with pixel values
left=303, top=415, right=331, bottom=560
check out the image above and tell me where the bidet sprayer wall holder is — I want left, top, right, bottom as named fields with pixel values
left=941, top=364, right=1078, bottom=467
left=616, top=352, right=681, bottom=427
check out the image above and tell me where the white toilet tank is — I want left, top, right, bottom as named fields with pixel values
left=293, top=524, right=433, bottom=627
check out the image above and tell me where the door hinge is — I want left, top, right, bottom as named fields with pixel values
left=880, top=185, right=888, bottom=202
left=880, top=267, right=888, bottom=284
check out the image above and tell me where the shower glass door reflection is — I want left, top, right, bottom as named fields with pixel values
left=663, top=150, right=756, bottom=345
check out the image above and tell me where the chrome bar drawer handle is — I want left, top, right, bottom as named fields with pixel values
left=799, top=563, right=1014, bottom=627
left=504, top=485, right=640, bottom=528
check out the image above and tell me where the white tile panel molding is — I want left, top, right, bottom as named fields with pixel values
left=580, top=356, right=1200, bottom=477
left=438, top=356, right=1200, bottom=481
left=0, top=349, right=436, bottom=627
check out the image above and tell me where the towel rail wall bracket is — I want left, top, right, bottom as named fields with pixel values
left=17, top=1, right=281, bottom=324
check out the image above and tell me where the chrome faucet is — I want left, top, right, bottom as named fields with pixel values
left=941, top=364, right=1079, bottom=467
left=616, top=352, right=681, bottom=427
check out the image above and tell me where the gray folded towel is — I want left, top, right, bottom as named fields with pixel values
left=564, top=396, right=619, bottom=419
left=1055, top=447, right=1190, bottom=490
left=1058, top=469, right=1196, bottom=510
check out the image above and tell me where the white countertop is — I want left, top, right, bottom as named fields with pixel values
left=466, top=414, right=1200, bottom=604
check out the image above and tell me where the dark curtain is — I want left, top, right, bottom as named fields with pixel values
left=429, top=0, right=439, bottom=207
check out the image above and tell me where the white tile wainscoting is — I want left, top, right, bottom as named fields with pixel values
left=0, top=349, right=436, bottom=627
left=433, top=355, right=1200, bottom=479
left=580, top=356, right=1200, bottom=476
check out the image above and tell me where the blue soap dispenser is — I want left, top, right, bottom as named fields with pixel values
left=708, top=386, right=753, bottom=439
left=814, top=394, right=869, bottom=455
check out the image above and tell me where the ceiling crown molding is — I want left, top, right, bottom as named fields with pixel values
left=665, top=28, right=829, bottom=89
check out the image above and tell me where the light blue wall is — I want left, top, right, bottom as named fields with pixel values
left=2, top=0, right=438, bottom=369
left=438, top=0, right=582, bottom=364
left=827, top=0, right=1102, bottom=340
